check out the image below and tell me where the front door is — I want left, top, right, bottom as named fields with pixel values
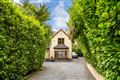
left=55, top=51, right=67, bottom=59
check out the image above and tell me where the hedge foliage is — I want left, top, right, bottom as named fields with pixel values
left=0, top=0, right=50, bottom=80
left=72, top=43, right=83, bottom=57
left=68, top=0, right=120, bottom=80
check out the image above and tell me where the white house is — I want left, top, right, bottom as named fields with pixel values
left=45, top=29, right=72, bottom=60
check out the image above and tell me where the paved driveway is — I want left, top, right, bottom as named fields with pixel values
left=28, top=58, right=95, bottom=80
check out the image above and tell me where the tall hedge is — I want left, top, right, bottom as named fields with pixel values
left=68, top=0, right=120, bottom=80
left=0, top=0, right=48, bottom=80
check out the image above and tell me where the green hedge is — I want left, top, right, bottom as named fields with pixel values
left=72, top=43, right=83, bottom=57
left=68, top=0, right=120, bottom=80
left=0, top=0, right=48, bottom=80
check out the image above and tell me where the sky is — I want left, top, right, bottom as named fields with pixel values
left=14, top=0, right=72, bottom=31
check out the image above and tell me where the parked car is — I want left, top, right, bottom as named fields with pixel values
left=72, top=52, right=78, bottom=58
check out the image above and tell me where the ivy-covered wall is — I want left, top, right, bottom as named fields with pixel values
left=0, top=0, right=49, bottom=80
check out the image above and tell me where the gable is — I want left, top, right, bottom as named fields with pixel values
left=52, top=29, right=70, bottom=39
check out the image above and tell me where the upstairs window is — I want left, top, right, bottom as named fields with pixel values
left=58, top=38, right=64, bottom=44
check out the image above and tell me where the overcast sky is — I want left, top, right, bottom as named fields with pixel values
left=14, top=0, right=72, bottom=31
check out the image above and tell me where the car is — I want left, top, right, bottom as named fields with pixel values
left=72, top=52, right=78, bottom=58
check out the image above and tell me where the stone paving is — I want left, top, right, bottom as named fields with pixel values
left=28, top=57, right=95, bottom=80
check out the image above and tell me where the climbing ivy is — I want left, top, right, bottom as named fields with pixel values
left=68, top=0, right=120, bottom=80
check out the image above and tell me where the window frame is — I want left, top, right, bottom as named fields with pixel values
left=58, top=38, right=64, bottom=44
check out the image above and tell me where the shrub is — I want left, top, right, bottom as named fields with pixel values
left=74, top=48, right=83, bottom=57
left=0, top=0, right=48, bottom=80
left=68, top=0, right=120, bottom=80
left=72, top=43, right=83, bottom=57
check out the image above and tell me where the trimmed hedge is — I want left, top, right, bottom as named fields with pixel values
left=68, top=0, right=120, bottom=80
left=0, top=0, right=48, bottom=80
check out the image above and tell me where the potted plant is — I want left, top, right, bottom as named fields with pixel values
left=51, top=56, right=54, bottom=62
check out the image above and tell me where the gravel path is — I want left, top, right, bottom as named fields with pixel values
left=28, top=57, right=95, bottom=80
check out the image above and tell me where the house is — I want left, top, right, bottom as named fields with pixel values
left=45, top=29, right=72, bottom=60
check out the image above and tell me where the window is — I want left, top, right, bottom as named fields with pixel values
left=58, top=38, right=64, bottom=44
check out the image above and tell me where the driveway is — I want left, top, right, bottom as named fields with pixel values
left=28, top=57, right=95, bottom=80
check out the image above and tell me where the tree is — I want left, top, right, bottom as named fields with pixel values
left=22, top=0, right=50, bottom=23
left=22, top=0, right=52, bottom=43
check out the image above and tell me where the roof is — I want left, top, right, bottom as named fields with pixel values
left=54, top=44, right=69, bottom=49
left=52, top=29, right=70, bottom=39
